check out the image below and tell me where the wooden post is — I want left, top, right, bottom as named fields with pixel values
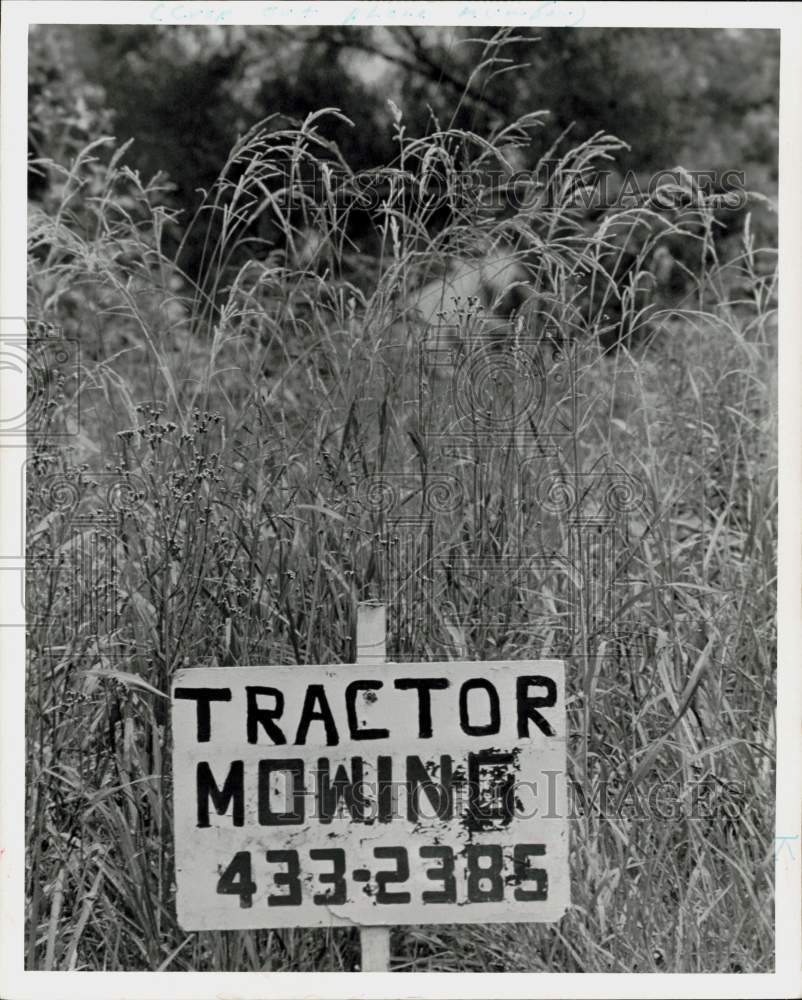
left=356, top=601, right=391, bottom=972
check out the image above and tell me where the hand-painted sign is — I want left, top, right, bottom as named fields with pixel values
left=171, top=660, right=568, bottom=929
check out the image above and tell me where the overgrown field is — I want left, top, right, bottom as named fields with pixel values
left=25, top=111, right=777, bottom=972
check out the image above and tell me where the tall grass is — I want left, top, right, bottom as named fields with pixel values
left=25, top=92, right=776, bottom=971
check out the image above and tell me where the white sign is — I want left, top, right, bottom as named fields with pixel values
left=171, top=660, right=568, bottom=929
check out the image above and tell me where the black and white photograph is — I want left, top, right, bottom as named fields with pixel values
left=0, top=3, right=800, bottom=998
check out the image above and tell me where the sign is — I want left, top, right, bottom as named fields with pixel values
left=171, top=660, right=568, bottom=929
